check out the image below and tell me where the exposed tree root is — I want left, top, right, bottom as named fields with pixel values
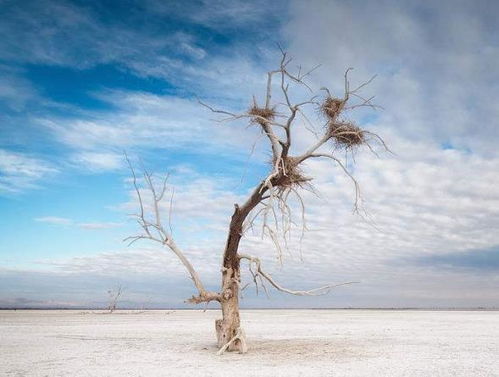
left=216, top=326, right=248, bottom=355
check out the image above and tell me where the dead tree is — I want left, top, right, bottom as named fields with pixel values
left=126, top=51, right=388, bottom=354
left=107, top=285, right=123, bottom=313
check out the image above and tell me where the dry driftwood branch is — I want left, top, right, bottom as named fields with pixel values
left=125, top=155, right=220, bottom=304
left=239, top=254, right=358, bottom=296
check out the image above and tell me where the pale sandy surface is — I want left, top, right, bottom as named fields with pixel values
left=1, top=310, right=498, bottom=377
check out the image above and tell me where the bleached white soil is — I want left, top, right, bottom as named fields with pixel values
left=1, top=309, right=498, bottom=376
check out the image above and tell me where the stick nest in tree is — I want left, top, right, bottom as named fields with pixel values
left=272, top=157, right=311, bottom=189
left=321, top=97, right=345, bottom=120
left=328, top=121, right=365, bottom=148
left=249, top=106, right=276, bottom=125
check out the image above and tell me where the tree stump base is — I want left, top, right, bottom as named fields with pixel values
left=215, top=319, right=248, bottom=354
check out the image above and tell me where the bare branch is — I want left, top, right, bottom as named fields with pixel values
left=302, top=153, right=362, bottom=212
left=107, top=285, right=123, bottom=313
left=168, top=186, right=175, bottom=236
left=239, top=254, right=358, bottom=296
left=344, top=67, right=353, bottom=101
left=198, top=99, right=237, bottom=117
left=125, top=158, right=220, bottom=304
left=350, top=74, right=377, bottom=95
left=364, top=131, right=395, bottom=155
left=265, top=70, right=280, bottom=109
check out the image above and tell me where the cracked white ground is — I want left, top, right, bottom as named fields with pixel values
left=1, top=309, right=498, bottom=377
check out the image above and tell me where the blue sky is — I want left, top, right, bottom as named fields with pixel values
left=1, top=0, right=499, bottom=309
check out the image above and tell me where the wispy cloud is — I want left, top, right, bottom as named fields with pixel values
left=0, top=149, right=57, bottom=193
left=70, top=151, right=124, bottom=171
left=33, top=248, right=217, bottom=278
left=37, top=90, right=268, bottom=172
left=0, top=0, right=278, bottom=97
left=77, top=222, right=122, bottom=230
left=34, top=216, right=122, bottom=230
left=34, top=216, right=73, bottom=225
left=285, top=0, right=499, bottom=155
left=39, top=91, right=217, bottom=150
left=411, top=247, right=499, bottom=271
left=146, top=0, right=286, bottom=30
left=0, top=65, right=38, bottom=111
left=1, top=0, right=499, bottom=308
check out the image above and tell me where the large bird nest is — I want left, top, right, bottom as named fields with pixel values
left=271, top=157, right=311, bottom=189
left=249, top=106, right=276, bottom=125
left=328, top=121, right=365, bottom=148
left=321, top=97, right=345, bottom=120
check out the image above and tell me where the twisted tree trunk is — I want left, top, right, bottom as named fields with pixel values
left=215, top=184, right=265, bottom=353
left=128, top=52, right=381, bottom=354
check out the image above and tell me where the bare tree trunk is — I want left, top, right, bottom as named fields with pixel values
left=216, top=263, right=243, bottom=351
left=216, top=206, right=246, bottom=352
left=215, top=185, right=264, bottom=352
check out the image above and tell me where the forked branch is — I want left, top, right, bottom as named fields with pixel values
left=239, top=253, right=358, bottom=296
left=124, top=155, right=220, bottom=304
left=200, top=52, right=388, bottom=261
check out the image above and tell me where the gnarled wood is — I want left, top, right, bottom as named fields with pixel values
left=127, top=50, right=388, bottom=354
left=215, top=183, right=267, bottom=353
